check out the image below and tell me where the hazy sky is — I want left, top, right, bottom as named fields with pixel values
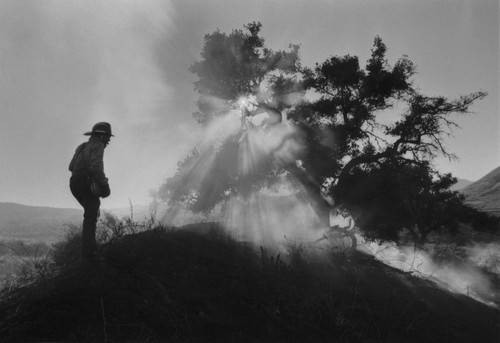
left=0, top=0, right=498, bottom=209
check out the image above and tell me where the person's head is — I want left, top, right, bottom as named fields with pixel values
left=84, top=122, right=114, bottom=146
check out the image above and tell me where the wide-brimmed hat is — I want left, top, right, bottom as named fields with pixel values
left=84, top=122, right=114, bottom=136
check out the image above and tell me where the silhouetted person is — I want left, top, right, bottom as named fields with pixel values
left=69, top=122, right=113, bottom=263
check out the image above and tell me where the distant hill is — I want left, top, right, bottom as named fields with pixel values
left=462, top=166, right=500, bottom=216
left=0, top=202, right=156, bottom=243
left=450, top=178, right=474, bottom=191
left=0, top=202, right=82, bottom=242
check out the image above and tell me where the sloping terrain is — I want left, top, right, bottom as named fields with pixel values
left=0, top=202, right=82, bottom=242
left=450, top=178, right=473, bottom=191
left=463, top=166, right=500, bottom=216
left=0, top=202, right=152, bottom=243
left=0, top=226, right=498, bottom=343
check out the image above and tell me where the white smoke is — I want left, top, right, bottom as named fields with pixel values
left=224, top=191, right=325, bottom=249
left=359, top=240, right=500, bottom=307
left=465, top=242, right=500, bottom=274
left=161, top=103, right=323, bottom=246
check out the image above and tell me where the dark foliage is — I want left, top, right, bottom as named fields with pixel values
left=457, top=205, right=500, bottom=234
left=337, top=163, right=470, bottom=244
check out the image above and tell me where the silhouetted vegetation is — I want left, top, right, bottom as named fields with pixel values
left=459, top=205, right=500, bottom=234
left=338, top=164, right=500, bottom=244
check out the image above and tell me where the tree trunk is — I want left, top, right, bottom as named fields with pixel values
left=286, top=163, right=331, bottom=227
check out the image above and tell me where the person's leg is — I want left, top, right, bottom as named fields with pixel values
left=71, top=178, right=100, bottom=263
left=70, top=181, right=85, bottom=208
left=81, top=192, right=100, bottom=262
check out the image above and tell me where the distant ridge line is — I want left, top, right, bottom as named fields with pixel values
left=462, top=165, right=500, bottom=217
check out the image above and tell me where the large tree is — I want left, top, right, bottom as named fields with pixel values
left=159, top=23, right=487, bottom=244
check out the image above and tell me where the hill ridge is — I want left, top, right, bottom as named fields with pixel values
left=462, top=166, right=500, bottom=216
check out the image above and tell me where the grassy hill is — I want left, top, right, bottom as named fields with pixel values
left=0, top=223, right=498, bottom=343
left=450, top=178, right=473, bottom=191
left=463, top=166, right=500, bottom=216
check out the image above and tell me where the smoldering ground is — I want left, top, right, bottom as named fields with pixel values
left=360, top=241, right=500, bottom=307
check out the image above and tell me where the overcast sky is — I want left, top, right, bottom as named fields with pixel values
left=0, top=0, right=497, bottom=209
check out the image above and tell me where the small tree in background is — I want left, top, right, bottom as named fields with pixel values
left=159, top=23, right=487, bottom=245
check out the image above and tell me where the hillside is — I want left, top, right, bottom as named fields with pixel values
left=450, top=178, right=473, bottom=191
left=0, top=202, right=82, bottom=242
left=0, top=226, right=498, bottom=343
left=462, top=166, right=500, bottom=216
left=0, top=202, right=153, bottom=243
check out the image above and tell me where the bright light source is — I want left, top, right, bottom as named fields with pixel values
left=237, top=96, right=249, bottom=108
left=237, top=95, right=257, bottom=110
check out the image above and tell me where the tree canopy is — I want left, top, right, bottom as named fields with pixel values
left=159, top=22, right=488, bottom=245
